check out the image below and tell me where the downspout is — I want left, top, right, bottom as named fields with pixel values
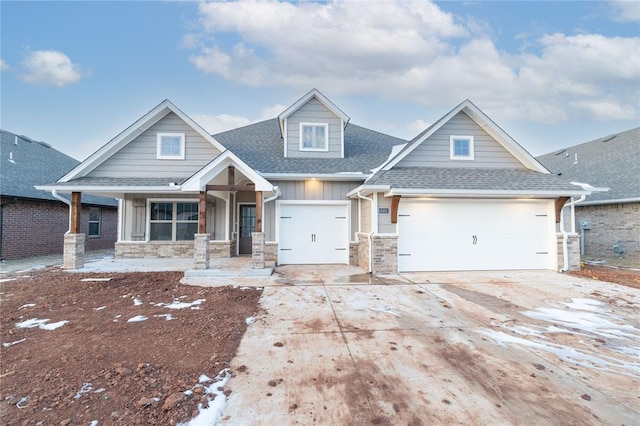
left=52, top=189, right=72, bottom=234
left=559, top=194, right=586, bottom=272
left=263, top=186, right=281, bottom=204
left=356, top=191, right=374, bottom=273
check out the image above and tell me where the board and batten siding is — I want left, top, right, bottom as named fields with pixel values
left=377, top=195, right=396, bottom=234
left=396, top=111, right=525, bottom=169
left=360, top=198, right=372, bottom=233
left=89, top=112, right=221, bottom=178
left=286, top=98, right=343, bottom=159
left=267, top=180, right=360, bottom=241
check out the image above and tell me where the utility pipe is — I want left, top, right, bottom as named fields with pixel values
left=356, top=191, right=374, bottom=273
left=52, top=190, right=72, bottom=234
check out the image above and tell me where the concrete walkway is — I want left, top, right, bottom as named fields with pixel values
left=220, top=266, right=640, bottom=425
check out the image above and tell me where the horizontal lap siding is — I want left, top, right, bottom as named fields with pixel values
left=397, top=111, right=525, bottom=169
left=286, top=98, right=342, bottom=158
left=89, top=113, right=221, bottom=178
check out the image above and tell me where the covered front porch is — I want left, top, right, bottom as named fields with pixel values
left=45, top=152, right=278, bottom=273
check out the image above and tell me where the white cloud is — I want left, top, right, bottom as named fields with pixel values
left=192, top=103, right=289, bottom=135
left=20, top=50, right=87, bottom=87
left=187, top=0, right=640, bottom=124
left=0, top=59, right=9, bottom=71
left=406, top=119, right=432, bottom=135
left=609, top=0, right=640, bottom=22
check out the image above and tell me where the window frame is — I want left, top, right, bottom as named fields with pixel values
left=147, top=199, right=199, bottom=241
left=156, top=133, right=186, bottom=160
left=88, top=207, right=101, bottom=237
left=449, top=135, right=475, bottom=160
left=299, top=123, right=329, bottom=152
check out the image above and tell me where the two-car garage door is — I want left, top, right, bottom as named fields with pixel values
left=397, top=199, right=553, bottom=272
left=278, top=203, right=349, bottom=264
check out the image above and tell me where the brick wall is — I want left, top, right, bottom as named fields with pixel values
left=556, top=233, right=580, bottom=271
left=371, top=235, right=398, bottom=275
left=0, top=198, right=117, bottom=260
left=349, top=242, right=358, bottom=266
left=265, top=242, right=278, bottom=264
left=115, top=241, right=193, bottom=258
left=576, top=202, right=640, bottom=258
left=356, top=233, right=370, bottom=271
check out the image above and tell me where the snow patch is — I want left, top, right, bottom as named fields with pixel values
left=16, top=318, right=68, bottom=330
left=18, top=303, right=36, bottom=309
left=94, top=306, right=107, bottom=311
left=245, top=316, right=255, bottom=325
left=133, top=297, right=143, bottom=306
left=74, top=382, right=93, bottom=399
left=3, top=338, right=27, bottom=348
left=0, top=278, right=17, bottom=283
left=154, top=314, right=174, bottom=321
left=80, top=278, right=112, bottom=282
left=153, top=299, right=205, bottom=310
left=178, top=369, right=231, bottom=426
left=127, top=315, right=148, bottom=323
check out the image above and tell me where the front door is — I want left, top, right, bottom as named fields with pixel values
left=239, top=204, right=256, bottom=255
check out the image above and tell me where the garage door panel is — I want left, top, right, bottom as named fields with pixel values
left=278, top=204, right=348, bottom=265
left=398, top=200, right=552, bottom=272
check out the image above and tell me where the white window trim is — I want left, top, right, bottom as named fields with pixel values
left=157, top=133, right=186, bottom=160
left=450, top=135, right=474, bottom=160
left=146, top=199, right=198, bottom=241
left=299, top=123, right=329, bottom=152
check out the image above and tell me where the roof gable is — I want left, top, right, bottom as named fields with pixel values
left=58, top=100, right=228, bottom=182
left=383, top=100, right=548, bottom=173
left=278, top=89, right=350, bottom=135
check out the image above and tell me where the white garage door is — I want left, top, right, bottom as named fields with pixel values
left=278, top=203, right=349, bottom=264
left=398, top=199, right=553, bottom=272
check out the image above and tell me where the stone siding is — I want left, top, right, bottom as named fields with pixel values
left=349, top=242, right=359, bottom=266
left=576, top=202, right=639, bottom=259
left=356, top=233, right=371, bottom=271
left=556, top=233, right=580, bottom=271
left=63, top=233, right=85, bottom=269
left=371, top=235, right=398, bottom=275
left=265, top=242, right=278, bottom=264
left=210, top=241, right=233, bottom=258
left=252, top=232, right=265, bottom=269
left=115, top=241, right=193, bottom=258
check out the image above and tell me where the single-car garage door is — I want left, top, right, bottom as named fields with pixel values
left=278, top=202, right=349, bottom=264
left=398, top=199, right=553, bottom=272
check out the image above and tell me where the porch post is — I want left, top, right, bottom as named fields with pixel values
left=198, top=191, right=207, bottom=233
left=255, top=191, right=263, bottom=233
left=63, top=191, right=85, bottom=269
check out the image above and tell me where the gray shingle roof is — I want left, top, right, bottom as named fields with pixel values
left=1, top=129, right=117, bottom=206
left=367, top=167, right=582, bottom=192
left=213, top=119, right=407, bottom=174
left=537, top=127, right=640, bottom=204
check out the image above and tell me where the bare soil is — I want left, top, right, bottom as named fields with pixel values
left=570, top=264, right=640, bottom=289
left=0, top=268, right=262, bottom=425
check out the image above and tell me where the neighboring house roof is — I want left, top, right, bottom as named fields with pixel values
left=214, top=118, right=407, bottom=176
left=537, top=127, right=640, bottom=205
left=0, top=129, right=117, bottom=206
left=364, top=167, right=586, bottom=197
left=382, top=99, right=548, bottom=173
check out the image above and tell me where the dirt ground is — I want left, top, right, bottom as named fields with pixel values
left=570, top=264, right=640, bottom=289
left=0, top=268, right=263, bottom=425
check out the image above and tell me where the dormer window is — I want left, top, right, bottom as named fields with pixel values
left=157, top=133, right=185, bottom=159
left=300, top=123, right=328, bottom=151
left=450, top=135, right=474, bottom=160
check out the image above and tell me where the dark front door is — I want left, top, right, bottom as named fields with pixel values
left=239, top=205, right=256, bottom=255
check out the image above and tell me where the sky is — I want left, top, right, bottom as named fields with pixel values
left=1, top=0, right=639, bottom=161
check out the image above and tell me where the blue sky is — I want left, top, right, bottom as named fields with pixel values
left=1, top=0, right=638, bottom=160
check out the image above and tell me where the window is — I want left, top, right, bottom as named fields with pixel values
left=450, top=135, right=474, bottom=160
left=300, top=123, right=328, bottom=151
left=157, top=133, right=185, bottom=159
left=149, top=201, right=198, bottom=241
left=88, top=207, right=101, bottom=236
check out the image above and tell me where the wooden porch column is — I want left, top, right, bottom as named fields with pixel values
left=391, top=195, right=401, bottom=224
left=198, top=191, right=207, bottom=233
left=255, top=191, right=263, bottom=233
left=228, top=166, right=235, bottom=185
left=70, top=192, right=82, bottom=233
left=555, top=197, right=569, bottom=223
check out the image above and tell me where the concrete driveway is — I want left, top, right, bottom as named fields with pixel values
left=219, top=267, right=640, bottom=425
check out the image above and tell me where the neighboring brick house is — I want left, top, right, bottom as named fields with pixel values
left=39, top=90, right=596, bottom=272
left=538, top=127, right=640, bottom=260
left=1, top=130, right=117, bottom=260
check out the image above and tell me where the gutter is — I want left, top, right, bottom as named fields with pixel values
left=356, top=191, right=374, bottom=273
left=51, top=189, right=72, bottom=233
left=263, top=186, right=281, bottom=204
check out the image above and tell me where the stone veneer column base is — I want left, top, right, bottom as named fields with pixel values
left=371, top=234, right=398, bottom=275
left=194, top=234, right=210, bottom=270
left=557, top=233, right=581, bottom=271
left=63, top=233, right=85, bottom=269
left=252, top=232, right=265, bottom=269
left=356, top=233, right=371, bottom=271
